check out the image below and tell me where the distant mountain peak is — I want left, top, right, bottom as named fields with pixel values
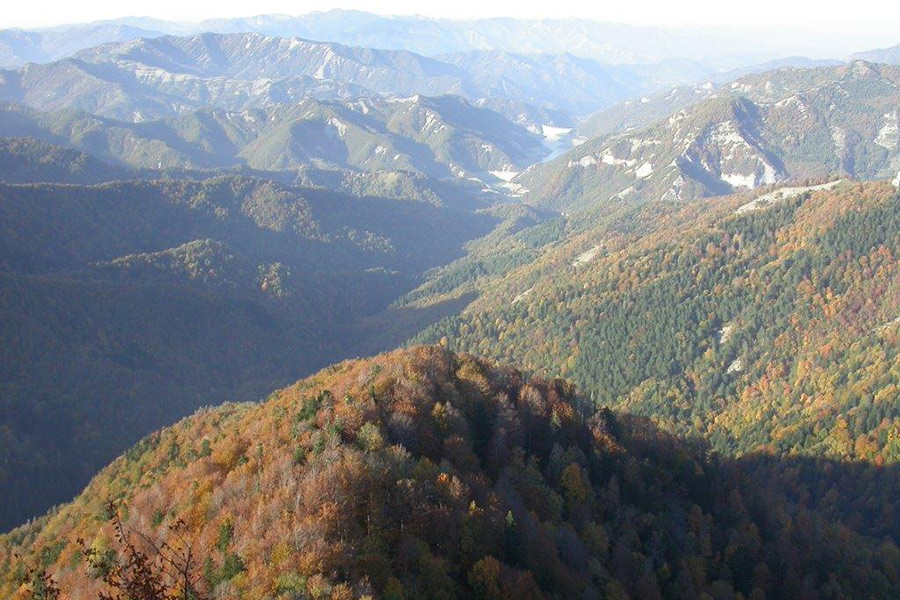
left=521, top=61, right=900, bottom=211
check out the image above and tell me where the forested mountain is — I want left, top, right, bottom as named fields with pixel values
left=5, top=54, right=900, bottom=535
left=0, top=136, right=305, bottom=188
left=436, top=51, right=700, bottom=118
left=0, top=134, right=494, bottom=208
left=0, top=32, right=634, bottom=128
left=0, top=95, right=547, bottom=181
left=520, top=61, right=900, bottom=211
left=5, top=10, right=900, bottom=597
left=0, top=29, right=791, bottom=130
left=0, top=33, right=471, bottom=121
left=576, top=82, right=719, bottom=140
left=0, top=176, right=507, bottom=530
left=575, top=58, right=845, bottom=142
left=709, top=57, right=846, bottom=86
left=4, top=346, right=900, bottom=599
left=407, top=179, right=900, bottom=466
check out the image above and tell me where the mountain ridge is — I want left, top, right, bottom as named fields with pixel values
left=0, top=10, right=783, bottom=69
left=0, top=30, right=742, bottom=129
left=519, top=61, right=900, bottom=212
left=3, top=345, right=900, bottom=599
left=0, top=96, right=548, bottom=185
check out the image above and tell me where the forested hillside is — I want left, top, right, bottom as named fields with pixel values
left=4, top=346, right=900, bottom=599
left=409, top=180, right=900, bottom=464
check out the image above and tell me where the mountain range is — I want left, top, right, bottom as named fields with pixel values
left=0, top=31, right=740, bottom=130
left=3, top=15, right=900, bottom=599
left=0, top=10, right=792, bottom=69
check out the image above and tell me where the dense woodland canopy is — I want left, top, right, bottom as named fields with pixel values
left=4, top=346, right=900, bottom=599
left=411, top=181, right=900, bottom=464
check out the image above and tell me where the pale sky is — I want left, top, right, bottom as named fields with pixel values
left=3, top=0, right=899, bottom=56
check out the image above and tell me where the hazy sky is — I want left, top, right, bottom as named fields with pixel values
left=3, top=0, right=898, bottom=56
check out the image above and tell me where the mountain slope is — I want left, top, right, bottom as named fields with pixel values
left=0, top=23, right=168, bottom=67
left=406, top=179, right=900, bottom=466
left=0, top=33, right=469, bottom=122
left=0, top=135, right=311, bottom=188
left=437, top=51, right=703, bottom=117
left=576, top=81, right=718, bottom=140
left=3, top=346, right=900, bottom=599
left=521, top=61, right=900, bottom=212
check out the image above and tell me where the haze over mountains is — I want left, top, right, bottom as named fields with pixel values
left=851, top=43, right=900, bottom=65
left=0, top=10, right=816, bottom=69
left=3, top=7, right=900, bottom=599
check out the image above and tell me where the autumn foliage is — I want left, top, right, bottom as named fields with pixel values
left=3, top=346, right=900, bottom=599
